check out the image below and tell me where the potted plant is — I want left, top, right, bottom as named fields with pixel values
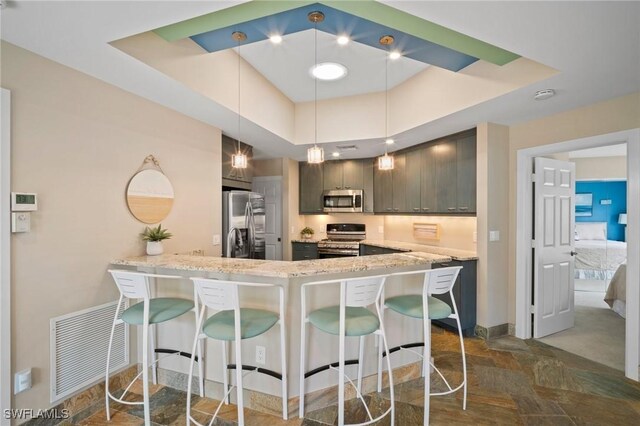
left=300, top=226, right=315, bottom=240
left=141, top=224, right=172, bottom=255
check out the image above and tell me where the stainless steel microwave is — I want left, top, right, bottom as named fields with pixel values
left=323, top=189, right=363, bottom=213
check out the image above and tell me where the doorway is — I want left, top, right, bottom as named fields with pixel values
left=514, top=129, right=640, bottom=380
left=252, top=176, right=283, bottom=260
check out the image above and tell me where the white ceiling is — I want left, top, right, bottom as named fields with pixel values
left=1, top=1, right=639, bottom=160
left=238, top=29, right=428, bottom=102
left=569, top=143, right=627, bottom=159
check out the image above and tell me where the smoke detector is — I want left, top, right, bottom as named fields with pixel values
left=534, top=89, right=556, bottom=101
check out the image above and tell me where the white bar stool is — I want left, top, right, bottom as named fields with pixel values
left=377, top=266, right=467, bottom=425
left=106, top=270, right=205, bottom=425
left=299, top=275, right=394, bottom=426
left=186, top=278, right=287, bottom=426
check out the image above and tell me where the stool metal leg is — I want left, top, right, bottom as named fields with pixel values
left=299, top=287, right=307, bottom=419
left=337, top=283, right=346, bottom=426
left=221, top=341, right=229, bottom=404
left=278, top=287, right=288, bottom=420
left=422, top=298, right=431, bottom=426
left=187, top=305, right=207, bottom=426
left=357, top=336, right=365, bottom=394
left=105, top=295, right=123, bottom=421
left=193, top=285, right=205, bottom=398
left=150, top=323, right=158, bottom=385
left=233, top=313, right=245, bottom=426
left=142, top=301, right=151, bottom=425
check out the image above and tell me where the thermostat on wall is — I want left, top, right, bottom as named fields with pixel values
left=11, top=192, right=38, bottom=211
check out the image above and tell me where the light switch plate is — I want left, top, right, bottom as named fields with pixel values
left=14, top=368, right=32, bottom=394
left=473, top=232, right=477, bottom=243
left=489, top=231, right=500, bottom=242
left=378, top=226, right=384, bottom=234
left=212, top=234, right=221, bottom=245
left=11, top=212, right=30, bottom=233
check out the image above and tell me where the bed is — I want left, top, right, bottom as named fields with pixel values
left=605, top=263, right=626, bottom=318
left=574, top=222, right=627, bottom=280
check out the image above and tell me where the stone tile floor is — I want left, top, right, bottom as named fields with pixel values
left=75, top=329, right=640, bottom=425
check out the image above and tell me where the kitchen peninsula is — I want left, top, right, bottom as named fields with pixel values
left=110, top=251, right=451, bottom=412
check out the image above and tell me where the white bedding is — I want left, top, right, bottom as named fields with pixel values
left=605, top=263, right=626, bottom=318
left=574, top=239, right=627, bottom=280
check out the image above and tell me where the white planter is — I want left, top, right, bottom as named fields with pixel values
left=146, top=241, right=164, bottom=256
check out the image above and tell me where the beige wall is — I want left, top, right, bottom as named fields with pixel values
left=507, top=92, right=640, bottom=323
left=2, top=41, right=222, bottom=412
left=572, top=156, right=627, bottom=180
left=476, top=123, right=510, bottom=328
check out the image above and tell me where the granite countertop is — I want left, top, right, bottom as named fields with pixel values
left=111, top=251, right=451, bottom=279
left=290, top=238, right=321, bottom=243
left=360, top=240, right=478, bottom=261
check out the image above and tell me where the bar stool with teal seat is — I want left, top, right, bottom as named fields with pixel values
left=106, top=270, right=205, bottom=425
left=377, top=266, right=467, bottom=426
left=299, top=275, right=395, bottom=426
left=186, top=278, right=287, bottom=426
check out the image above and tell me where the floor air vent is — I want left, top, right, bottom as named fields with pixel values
left=50, top=300, right=129, bottom=403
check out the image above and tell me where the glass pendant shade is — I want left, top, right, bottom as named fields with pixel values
left=307, top=145, right=324, bottom=164
left=378, top=153, right=394, bottom=170
left=232, top=152, right=248, bottom=169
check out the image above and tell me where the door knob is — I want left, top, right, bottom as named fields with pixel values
left=570, top=251, right=578, bottom=256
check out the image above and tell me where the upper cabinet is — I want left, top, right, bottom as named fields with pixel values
left=299, top=129, right=476, bottom=215
left=299, top=162, right=324, bottom=214
left=222, top=135, right=253, bottom=186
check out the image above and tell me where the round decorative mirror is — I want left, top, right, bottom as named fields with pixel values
left=126, top=168, right=174, bottom=224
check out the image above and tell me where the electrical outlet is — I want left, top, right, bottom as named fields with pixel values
left=473, top=232, right=477, bottom=243
left=489, top=231, right=500, bottom=242
left=378, top=226, right=384, bottom=234
left=291, top=226, right=295, bottom=234
left=256, top=346, right=266, bottom=365
left=212, top=234, right=221, bottom=245
left=14, top=369, right=32, bottom=394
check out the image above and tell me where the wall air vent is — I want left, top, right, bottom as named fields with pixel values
left=336, top=145, right=358, bottom=152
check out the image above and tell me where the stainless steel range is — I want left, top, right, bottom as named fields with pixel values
left=317, top=224, right=366, bottom=258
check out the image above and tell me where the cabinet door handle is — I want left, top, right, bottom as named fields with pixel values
left=413, top=207, right=420, bottom=211
left=336, top=186, right=341, bottom=189
left=317, top=208, right=322, bottom=211
left=459, top=206, right=469, bottom=211
left=386, top=208, right=392, bottom=211
left=422, top=207, right=430, bottom=211
left=448, top=207, right=456, bottom=211
left=393, top=208, right=399, bottom=211
left=345, top=186, right=351, bottom=189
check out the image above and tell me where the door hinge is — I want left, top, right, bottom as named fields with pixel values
left=530, top=305, right=535, bottom=314
left=531, top=239, right=536, bottom=248
left=531, top=173, right=537, bottom=183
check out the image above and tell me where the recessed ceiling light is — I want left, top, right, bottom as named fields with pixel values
left=385, top=138, right=395, bottom=145
left=310, top=62, right=348, bottom=81
left=389, top=51, right=401, bottom=60
left=332, top=152, right=340, bottom=158
left=337, top=35, right=350, bottom=45
left=534, top=89, right=556, bottom=101
left=269, top=34, right=283, bottom=44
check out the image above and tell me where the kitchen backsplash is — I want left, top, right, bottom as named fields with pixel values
left=301, top=214, right=477, bottom=251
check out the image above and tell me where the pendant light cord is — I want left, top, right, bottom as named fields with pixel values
left=237, top=38, right=241, bottom=153
left=314, top=21, right=318, bottom=149
left=384, top=52, right=389, bottom=156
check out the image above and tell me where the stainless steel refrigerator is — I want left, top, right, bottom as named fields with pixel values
left=222, top=191, right=265, bottom=259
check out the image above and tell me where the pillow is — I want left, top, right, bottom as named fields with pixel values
left=575, top=222, right=607, bottom=241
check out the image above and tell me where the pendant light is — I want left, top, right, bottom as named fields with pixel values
left=378, top=35, right=394, bottom=171
left=307, top=11, right=325, bottom=164
left=231, top=31, right=248, bottom=169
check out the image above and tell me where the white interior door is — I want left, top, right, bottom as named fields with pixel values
left=252, top=177, right=283, bottom=260
left=533, top=157, right=576, bottom=338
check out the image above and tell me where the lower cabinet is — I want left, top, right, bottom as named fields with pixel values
left=431, top=260, right=477, bottom=336
left=292, top=242, right=318, bottom=261
left=360, top=244, right=405, bottom=256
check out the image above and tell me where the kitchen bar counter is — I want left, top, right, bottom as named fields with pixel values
left=361, top=239, right=478, bottom=261
left=112, top=251, right=451, bottom=279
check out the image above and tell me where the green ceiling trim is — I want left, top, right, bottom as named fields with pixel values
left=154, top=0, right=519, bottom=66
left=154, top=0, right=315, bottom=42
left=323, top=0, right=519, bottom=66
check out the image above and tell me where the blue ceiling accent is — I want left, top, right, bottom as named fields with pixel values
left=189, top=3, right=478, bottom=72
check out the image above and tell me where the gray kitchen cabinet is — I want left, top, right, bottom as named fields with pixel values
left=363, top=159, right=374, bottom=213
left=406, top=149, right=422, bottom=213
left=374, top=167, right=393, bottom=213
left=421, top=143, right=438, bottom=213
left=432, top=260, right=477, bottom=336
left=435, top=139, right=458, bottom=213
left=342, top=160, right=364, bottom=190
left=222, top=135, right=253, bottom=185
left=292, top=242, right=319, bottom=261
left=456, top=133, right=477, bottom=213
left=392, top=153, right=407, bottom=212
left=299, top=162, right=324, bottom=214
left=323, top=160, right=344, bottom=191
